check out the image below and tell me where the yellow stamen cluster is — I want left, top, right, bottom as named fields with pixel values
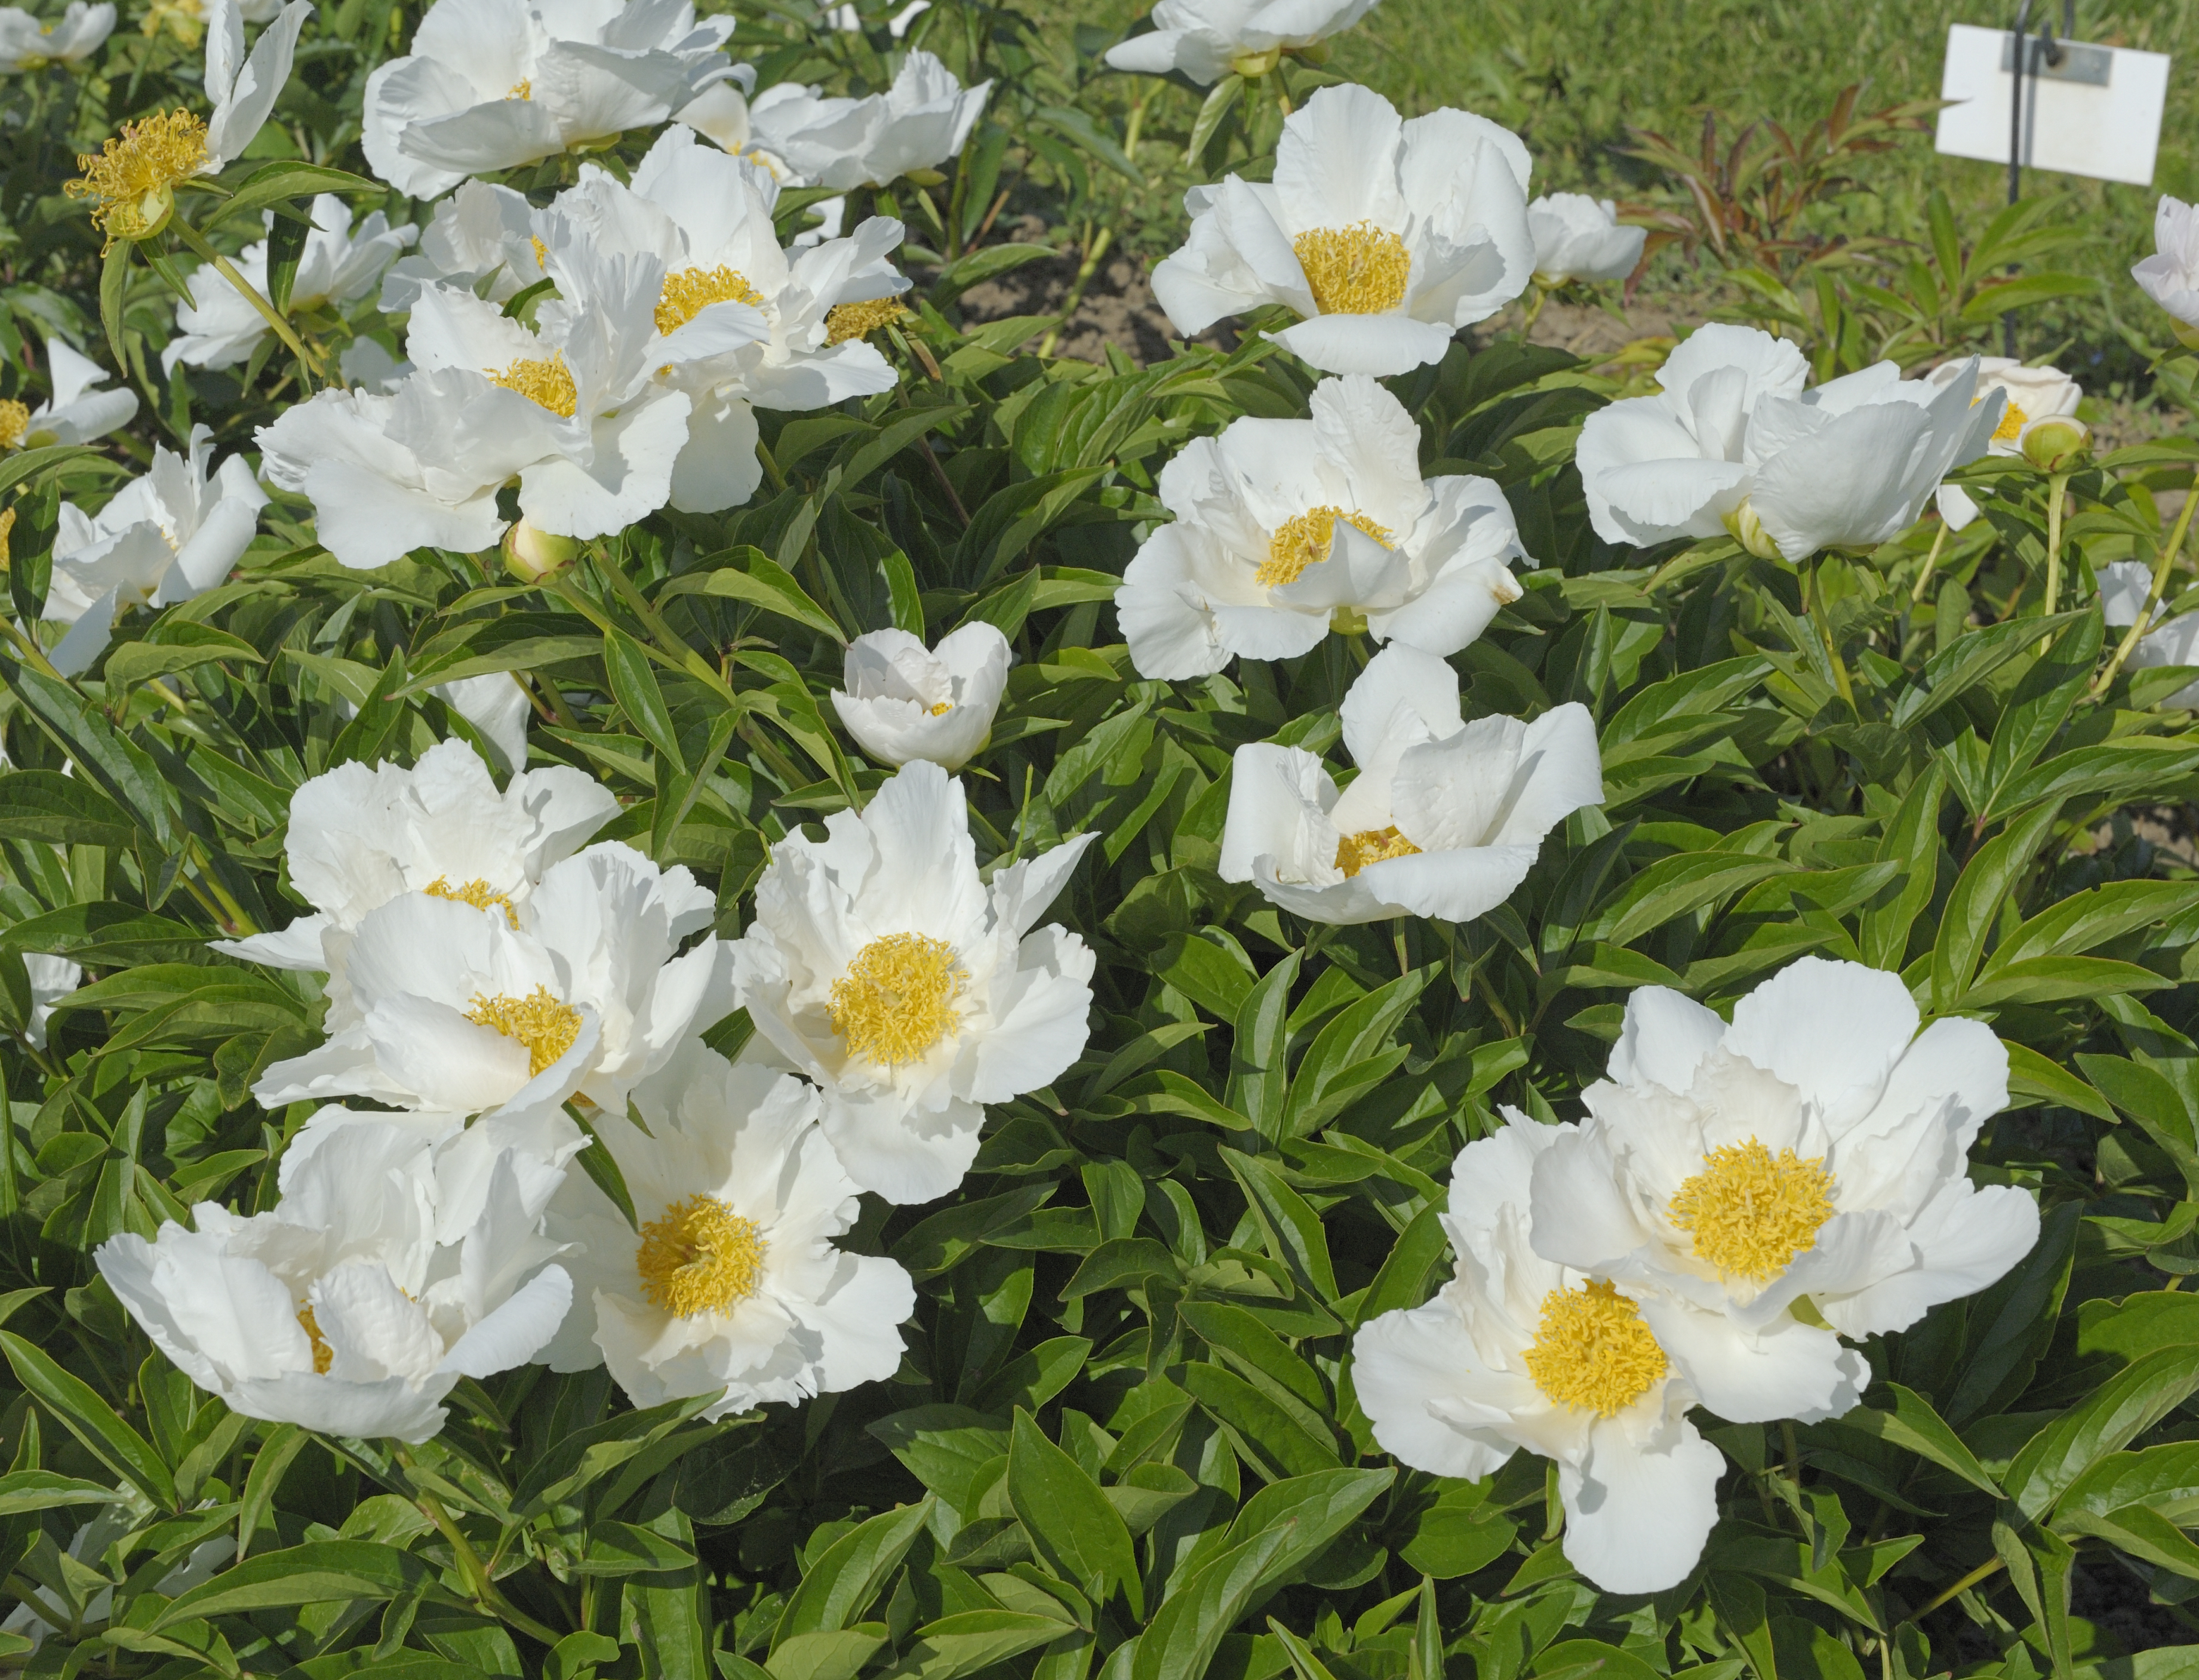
left=1523, top=1279, right=1667, bottom=1417
left=1257, top=504, right=1393, bottom=589
left=927, top=700, right=952, bottom=716
left=506, top=78, right=533, bottom=100
left=655, top=265, right=765, bottom=335
left=490, top=353, right=578, bottom=417
left=825, top=298, right=909, bottom=346
left=67, top=109, right=207, bottom=251
left=635, top=1194, right=768, bottom=1317
left=0, top=400, right=27, bottom=453
left=297, top=1305, right=333, bottom=1375
left=528, top=235, right=549, bottom=273
left=1292, top=223, right=1411, bottom=316
left=465, top=985, right=582, bottom=1077
left=1669, top=1139, right=1837, bottom=1282
left=1993, top=400, right=2030, bottom=444
left=424, top=875, right=519, bottom=928
left=1334, top=826, right=1422, bottom=878
left=829, top=932, right=964, bottom=1067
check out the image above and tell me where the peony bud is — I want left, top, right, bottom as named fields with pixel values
left=502, top=519, right=582, bottom=583
left=2019, top=414, right=2090, bottom=473
left=1722, top=497, right=1783, bottom=562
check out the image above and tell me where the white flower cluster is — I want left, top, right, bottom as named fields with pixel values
left=1354, top=957, right=2040, bottom=1592
left=97, top=739, right=923, bottom=1433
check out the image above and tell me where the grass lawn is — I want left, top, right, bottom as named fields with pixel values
left=1074, top=0, right=2199, bottom=396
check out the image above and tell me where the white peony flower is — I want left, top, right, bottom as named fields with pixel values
left=1575, top=324, right=2002, bottom=561
left=1152, top=84, right=1533, bottom=378
left=1105, top=0, right=1379, bottom=85
left=40, top=423, right=266, bottom=676
left=1117, top=374, right=1526, bottom=679
left=436, top=670, right=534, bottom=769
left=254, top=841, right=734, bottom=1122
left=162, top=195, right=416, bottom=374
left=728, top=761, right=1096, bottom=1205
left=0, top=1, right=113, bottom=69
left=211, top=737, right=617, bottom=974
left=95, top=1115, right=574, bottom=1442
left=3, top=336, right=136, bottom=454
left=1526, top=957, right=2038, bottom=1425
left=1353, top=1117, right=1724, bottom=1595
left=831, top=622, right=1008, bottom=771
left=360, top=0, right=738, bottom=201
left=201, top=0, right=312, bottom=170
left=22, top=952, right=80, bottom=1050
left=2100, top=559, right=2199, bottom=708
left=1218, top=644, right=1602, bottom=925
left=743, top=49, right=991, bottom=190
left=826, top=0, right=928, bottom=37
left=1926, top=357, right=2081, bottom=531
left=532, top=126, right=909, bottom=510
left=62, top=0, right=306, bottom=247
left=540, top=1047, right=915, bottom=1419
left=1527, top=193, right=1644, bottom=285
left=259, top=235, right=761, bottom=567
left=2135, top=195, right=2199, bottom=349
left=378, top=179, right=550, bottom=311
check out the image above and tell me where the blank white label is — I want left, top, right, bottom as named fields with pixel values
left=1934, top=22, right=2169, bottom=186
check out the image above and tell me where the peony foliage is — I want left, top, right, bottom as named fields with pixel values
left=1, top=0, right=2198, bottom=1674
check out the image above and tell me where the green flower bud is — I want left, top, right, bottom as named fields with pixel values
left=2019, top=415, right=2089, bottom=473
left=1722, top=497, right=1783, bottom=562
left=503, top=519, right=582, bottom=583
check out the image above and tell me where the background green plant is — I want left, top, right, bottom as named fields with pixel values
left=6, top=4, right=2199, bottom=1680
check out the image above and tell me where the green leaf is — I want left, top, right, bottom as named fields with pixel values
left=1008, top=1411, right=1143, bottom=1614
left=1827, top=1383, right=2003, bottom=1497
left=665, top=548, right=845, bottom=643
left=1928, top=799, right=2061, bottom=1011
left=1594, top=853, right=1796, bottom=947
left=2005, top=1347, right=2199, bottom=1519
left=152, top=1541, right=438, bottom=1629
left=602, top=626, right=685, bottom=771
left=196, top=162, right=385, bottom=234
left=878, top=1612, right=1074, bottom=1680
left=0, top=1331, right=175, bottom=1509
left=1857, top=762, right=1946, bottom=971
left=770, top=1501, right=931, bottom=1650
left=767, top=1630, right=888, bottom=1680
left=0, top=771, right=138, bottom=850
left=1221, top=1147, right=1338, bottom=1300
left=0, top=1469, right=129, bottom=1515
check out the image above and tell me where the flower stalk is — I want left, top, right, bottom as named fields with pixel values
left=2093, top=475, right=2199, bottom=696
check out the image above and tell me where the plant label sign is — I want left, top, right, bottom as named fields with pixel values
left=1934, top=22, right=2169, bottom=186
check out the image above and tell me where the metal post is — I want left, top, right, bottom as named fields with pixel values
left=2006, top=0, right=2032, bottom=358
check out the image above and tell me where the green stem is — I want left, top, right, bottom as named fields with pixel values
left=168, top=219, right=323, bottom=383
left=1909, top=521, right=1950, bottom=604
left=0, top=613, right=64, bottom=679
left=1804, top=556, right=1857, bottom=707
left=1906, top=1554, right=2005, bottom=1622
left=408, top=1478, right=563, bottom=1647
left=2038, top=468, right=2070, bottom=653
left=2095, top=475, right=2199, bottom=697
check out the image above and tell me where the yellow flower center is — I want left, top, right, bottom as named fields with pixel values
left=1292, top=223, right=1411, bottom=315
left=66, top=109, right=208, bottom=250
left=1522, top=1279, right=1667, bottom=1417
left=1257, top=504, right=1393, bottom=589
left=635, top=1194, right=768, bottom=1317
left=655, top=264, right=765, bottom=335
left=507, top=78, right=533, bottom=100
left=828, top=932, right=964, bottom=1066
left=465, top=985, right=582, bottom=1077
left=297, top=1304, right=333, bottom=1375
left=928, top=701, right=952, bottom=716
left=826, top=298, right=909, bottom=346
left=0, top=400, right=27, bottom=453
left=1334, top=825, right=1421, bottom=877
left=424, top=875, right=519, bottom=928
left=1669, top=1139, right=1837, bottom=1282
left=490, top=352, right=577, bottom=417
left=1992, top=399, right=2029, bottom=443
left=528, top=235, right=549, bottom=272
